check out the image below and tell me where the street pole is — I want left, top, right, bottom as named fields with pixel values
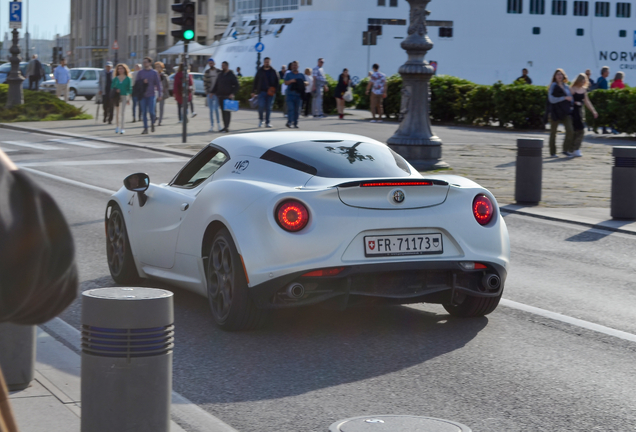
left=6, top=29, right=24, bottom=107
left=182, top=41, right=188, bottom=143
left=256, top=0, right=262, bottom=71
left=25, top=0, right=29, bottom=59
left=114, top=0, right=118, bottom=64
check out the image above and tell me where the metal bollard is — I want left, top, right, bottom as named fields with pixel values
left=0, top=323, right=36, bottom=391
left=81, top=287, right=174, bottom=432
left=515, top=138, right=544, bottom=205
left=611, top=146, right=636, bottom=220
left=329, top=415, right=472, bottom=432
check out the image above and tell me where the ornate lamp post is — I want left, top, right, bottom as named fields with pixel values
left=6, top=29, right=24, bottom=108
left=387, top=0, right=447, bottom=170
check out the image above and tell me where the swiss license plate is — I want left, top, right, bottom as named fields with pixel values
left=364, top=233, right=443, bottom=257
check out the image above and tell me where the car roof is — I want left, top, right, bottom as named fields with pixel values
left=210, top=131, right=388, bottom=159
left=70, top=68, right=101, bottom=71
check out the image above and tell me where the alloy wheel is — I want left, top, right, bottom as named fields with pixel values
left=207, top=238, right=234, bottom=321
left=106, top=210, right=125, bottom=276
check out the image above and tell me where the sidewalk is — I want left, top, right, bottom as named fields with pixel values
left=2, top=98, right=636, bottom=234
left=8, top=319, right=238, bottom=432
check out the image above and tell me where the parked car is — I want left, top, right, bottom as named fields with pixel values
left=0, top=61, right=53, bottom=89
left=105, top=131, right=510, bottom=331
left=40, top=67, right=101, bottom=101
left=167, top=72, right=205, bottom=97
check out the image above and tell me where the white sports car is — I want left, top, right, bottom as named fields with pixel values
left=105, top=132, right=510, bottom=330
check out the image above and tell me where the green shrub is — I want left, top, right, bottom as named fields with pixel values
left=429, top=75, right=475, bottom=122
left=464, top=85, right=496, bottom=126
left=587, top=88, right=636, bottom=134
left=0, top=85, right=90, bottom=122
left=492, top=82, right=547, bottom=129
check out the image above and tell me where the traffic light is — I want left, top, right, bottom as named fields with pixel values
left=172, top=0, right=196, bottom=41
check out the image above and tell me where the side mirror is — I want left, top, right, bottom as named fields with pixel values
left=123, top=173, right=149, bottom=192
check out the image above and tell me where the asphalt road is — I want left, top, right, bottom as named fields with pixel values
left=4, top=128, right=636, bottom=432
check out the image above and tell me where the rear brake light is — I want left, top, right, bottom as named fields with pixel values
left=459, top=262, right=488, bottom=270
left=276, top=200, right=309, bottom=232
left=361, top=181, right=433, bottom=187
left=302, top=267, right=345, bottom=277
left=473, top=194, right=494, bottom=226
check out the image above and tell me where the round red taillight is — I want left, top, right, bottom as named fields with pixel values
left=276, top=200, right=309, bottom=232
left=473, top=194, right=494, bottom=226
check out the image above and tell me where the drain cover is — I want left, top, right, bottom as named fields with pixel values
left=329, top=415, right=471, bottom=432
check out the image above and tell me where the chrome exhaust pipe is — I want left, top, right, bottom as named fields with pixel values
left=286, top=283, right=305, bottom=299
left=482, top=274, right=501, bottom=291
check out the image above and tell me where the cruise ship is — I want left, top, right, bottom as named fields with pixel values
left=205, top=0, right=636, bottom=86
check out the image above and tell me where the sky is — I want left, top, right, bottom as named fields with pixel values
left=0, top=0, right=70, bottom=41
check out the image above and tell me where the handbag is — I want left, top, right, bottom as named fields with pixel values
left=249, top=95, right=258, bottom=109
left=343, top=87, right=353, bottom=102
left=267, top=86, right=276, bottom=97
left=223, top=99, right=239, bottom=112
left=109, top=88, right=120, bottom=106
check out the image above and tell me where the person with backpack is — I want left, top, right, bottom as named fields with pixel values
left=284, top=60, right=306, bottom=128
left=26, top=54, right=45, bottom=91
left=334, top=68, right=351, bottom=120
left=548, top=68, right=574, bottom=158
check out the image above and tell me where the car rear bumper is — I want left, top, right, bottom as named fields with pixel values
left=249, top=260, right=507, bottom=309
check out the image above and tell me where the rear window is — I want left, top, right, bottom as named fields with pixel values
left=261, top=140, right=411, bottom=178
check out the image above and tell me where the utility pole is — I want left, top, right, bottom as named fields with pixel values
left=25, top=0, right=29, bottom=59
left=256, top=0, right=262, bottom=71
left=114, top=0, right=119, bottom=64
left=182, top=42, right=188, bottom=143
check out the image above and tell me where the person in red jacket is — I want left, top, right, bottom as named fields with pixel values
left=173, top=64, right=194, bottom=123
left=610, top=71, right=626, bottom=89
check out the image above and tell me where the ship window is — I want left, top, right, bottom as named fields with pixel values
left=595, top=1, right=610, bottom=16
left=616, top=2, right=631, bottom=17
left=532, top=26, right=541, bottom=34
left=619, top=29, right=627, bottom=37
left=507, top=0, right=523, bottom=13
left=439, top=27, right=453, bottom=37
left=530, top=0, right=546, bottom=13
left=576, top=28, right=584, bottom=35
left=368, top=18, right=407, bottom=25
left=378, top=0, right=386, bottom=4
left=552, top=0, right=567, bottom=15
left=390, top=0, right=398, bottom=6
left=573, top=1, right=589, bottom=15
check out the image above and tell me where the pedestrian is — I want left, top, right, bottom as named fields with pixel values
left=135, top=57, right=162, bottom=135
left=154, top=61, right=170, bottom=126
left=53, top=58, right=70, bottom=102
left=334, top=68, right=351, bottom=120
left=203, top=58, right=222, bottom=132
left=312, top=58, right=328, bottom=117
left=284, top=60, right=306, bottom=129
left=610, top=71, right=626, bottom=89
left=111, top=63, right=132, bottom=134
left=279, top=64, right=287, bottom=80
left=211, top=61, right=239, bottom=133
left=236, top=67, right=243, bottom=77
left=302, top=67, right=313, bottom=117
left=366, top=63, right=387, bottom=123
left=173, top=63, right=194, bottom=124
left=595, top=66, right=611, bottom=134
left=570, top=73, right=598, bottom=157
left=585, top=69, right=596, bottom=90
left=131, top=64, right=142, bottom=122
left=26, top=54, right=45, bottom=91
left=548, top=68, right=574, bottom=158
left=516, top=68, right=532, bottom=84
left=98, top=61, right=115, bottom=125
left=251, top=56, right=279, bottom=128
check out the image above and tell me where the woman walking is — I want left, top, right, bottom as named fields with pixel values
left=111, top=63, right=132, bottom=134
left=302, top=68, right=313, bottom=117
left=570, top=73, right=598, bottom=157
left=610, top=71, right=626, bottom=89
left=155, top=62, right=170, bottom=126
left=548, top=69, right=574, bottom=158
left=173, top=64, right=194, bottom=123
left=334, top=68, right=351, bottom=120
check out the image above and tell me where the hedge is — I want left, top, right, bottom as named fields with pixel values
left=0, top=85, right=91, bottom=122
left=236, top=74, right=636, bottom=131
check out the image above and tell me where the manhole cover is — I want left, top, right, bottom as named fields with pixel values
left=329, top=415, right=471, bottom=432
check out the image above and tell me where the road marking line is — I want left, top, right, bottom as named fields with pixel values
left=18, top=157, right=186, bottom=167
left=499, top=299, right=636, bottom=343
left=1, top=140, right=64, bottom=150
left=47, top=138, right=113, bottom=149
left=21, top=167, right=116, bottom=195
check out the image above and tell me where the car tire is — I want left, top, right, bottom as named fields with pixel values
left=106, top=203, right=142, bottom=285
left=68, top=88, right=77, bottom=101
left=206, top=228, right=267, bottom=331
left=85, top=95, right=93, bottom=101
left=443, top=292, right=502, bottom=317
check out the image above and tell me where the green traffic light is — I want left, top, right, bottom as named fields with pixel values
left=184, top=30, right=195, bottom=40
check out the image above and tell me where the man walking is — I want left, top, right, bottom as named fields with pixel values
left=284, top=60, right=306, bottom=129
left=312, top=58, right=328, bottom=118
left=252, top=57, right=279, bottom=128
left=54, top=59, right=70, bottom=102
left=366, top=63, right=387, bottom=123
left=99, top=61, right=115, bottom=125
left=26, top=54, right=45, bottom=91
left=135, top=57, right=162, bottom=135
left=211, top=61, right=239, bottom=133
left=131, top=64, right=142, bottom=122
left=516, top=68, right=532, bottom=84
left=203, top=58, right=221, bottom=132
